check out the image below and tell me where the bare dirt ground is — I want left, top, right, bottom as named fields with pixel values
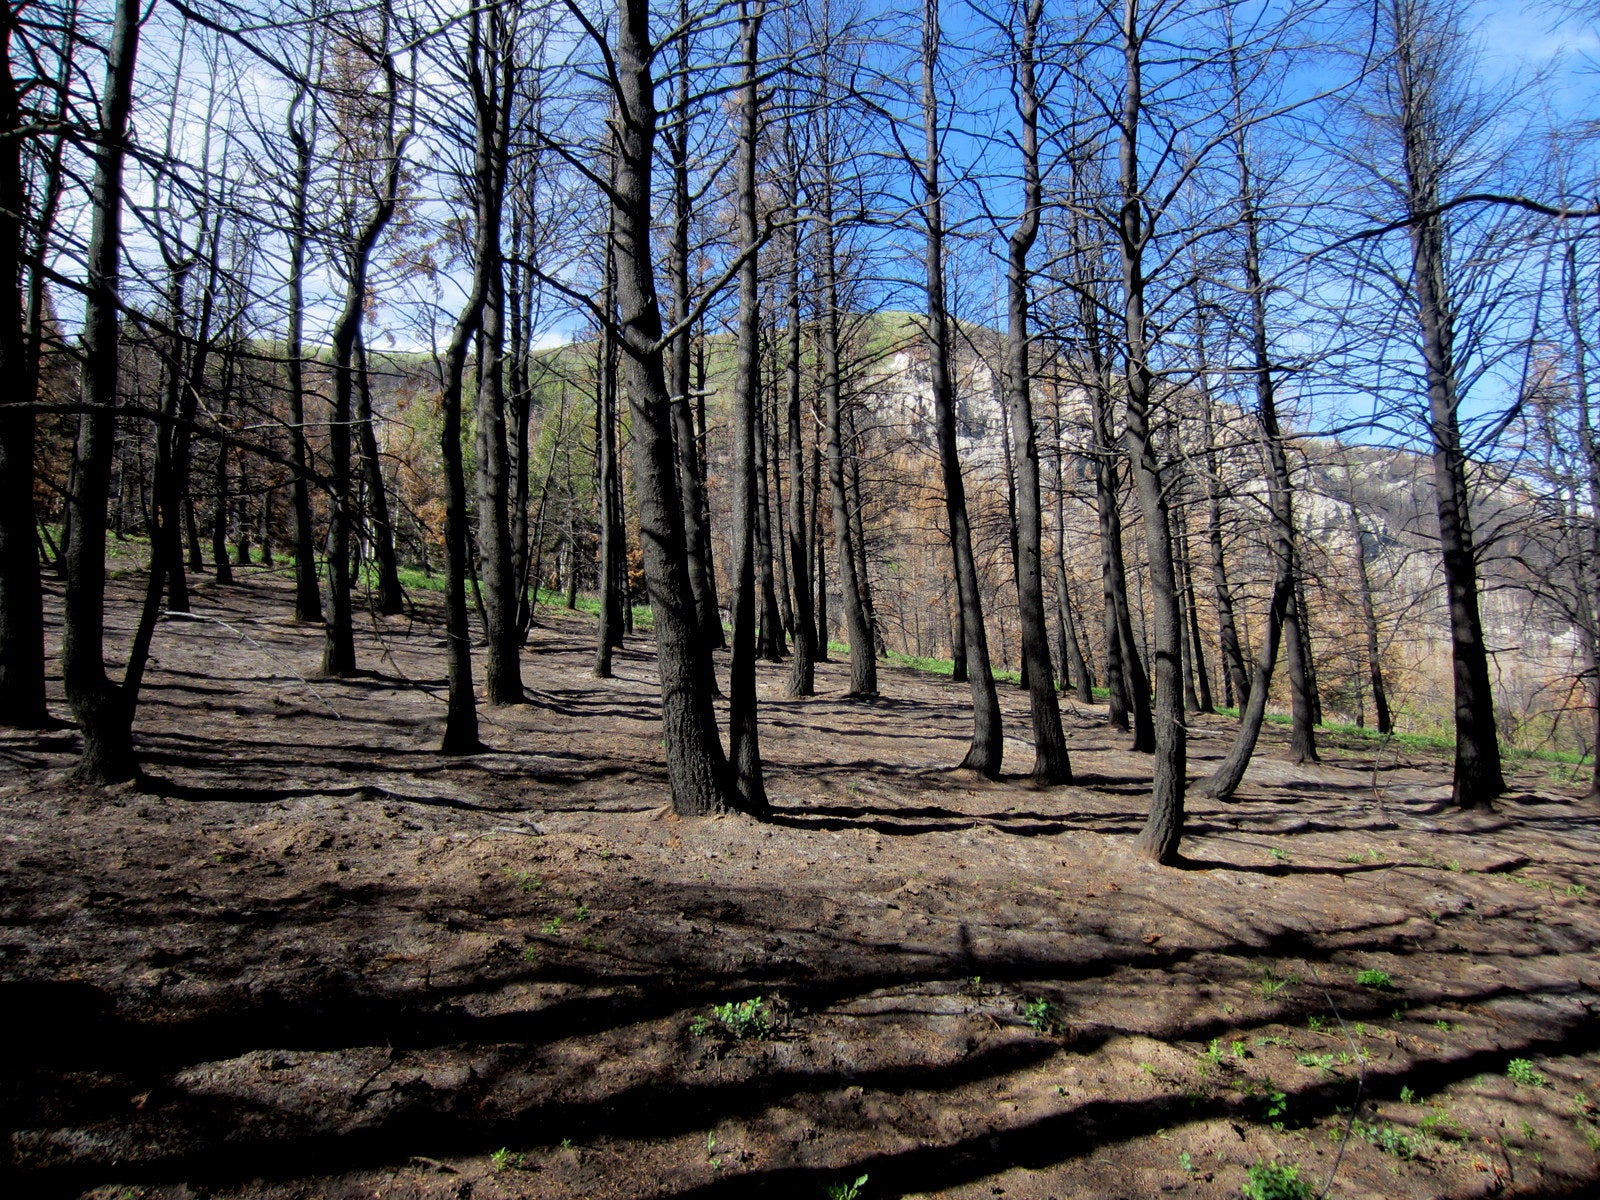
left=3, top=565, right=1600, bottom=1200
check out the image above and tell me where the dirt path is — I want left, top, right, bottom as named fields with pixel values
left=3, top=569, right=1599, bottom=1200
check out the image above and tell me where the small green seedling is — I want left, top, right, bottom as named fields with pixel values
left=1241, top=1160, right=1311, bottom=1200
left=1269, top=847, right=1291, bottom=863
left=1508, top=1059, right=1546, bottom=1088
left=542, top=917, right=563, bottom=935
left=823, top=1174, right=869, bottom=1200
left=1306, top=1014, right=1328, bottom=1034
left=1023, top=997, right=1064, bottom=1035
left=1355, top=969, right=1395, bottom=989
left=1355, top=1120, right=1422, bottom=1159
left=1202, top=1038, right=1225, bottom=1067
left=573, top=904, right=590, bottom=922
left=1259, top=968, right=1297, bottom=999
left=1178, top=1150, right=1196, bottom=1174
left=1295, top=1052, right=1336, bottom=1073
left=1400, top=1086, right=1418, bottom=1105
left=1232, top=1040, right=1249, bottom=1059
left=490, top=1147, right=525, bottom=1172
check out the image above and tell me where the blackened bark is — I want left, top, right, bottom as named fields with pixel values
left=1197, top=81, right=1306, bottom=799
left=1391, top=2, right=1503, bottom=805
left=355, top=330, right=403, bottom=615
left=614, top=0, right=734, bottom=814
left=61, top=0, right=141, bottom=782
left=666, top=5, right=722, bottom=651
left=285, top=79, right=322, bottom=623
left=1004, top=1, right=1069, bottom=783
left=820, top=168, right=875, bottom=696
left=1078, top=231, right=1152, bottom=747
left=1178, top=519, right=1212, bottom=712
left=925, top=0, right=1001, bottom=773
left=471, top=11, right=522, bottom=703
left=1050, top=398, right=1093, bottom=704
left=784, top=200, right=816, bottom=697
left=0, top=11, right=46, bottom=727
left=212, top=379, right=234, bottom=584
left=1120, top=0, right=1184, bottom=862
left=727, top=0, right=768, bottom=810
left=323, top=33, right=404, bottom=677
left=594, top=180, right=622, bottom=677
left=1346, top=495, right=1392, bottom=734
left=754, top=388, right=786, bottom=660
left=845, top=411, right=881, bottom=660
left=1199, top=383, right=1249, bottom=710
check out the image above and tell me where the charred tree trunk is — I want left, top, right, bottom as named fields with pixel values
left=820, top=164, right=875, bottom=696
left=666, top=6, right=722, bottom=652
left=594, top=183, right=623, bottom=678
left=1003, top=1, right=1069, bottom=783
left=924, top=0, right=1001, bottom=772
left=783, top=178, right=816, bottom=696
left=613, top=0, right=734, bottom=814
left=727, top=0, right=768, bottom=810
left=0, top=8, right=46, bottom=727
left=61, top=0, right=142, bottom=782
left=1120, top=0, right=1184, bottom=862
left=471, top=9, right=523, bottom=703
left=285, top=78, right=322, bottom=623
left=1345, top=494, right=1392, bottom=735
left=754, top=388, right=786, bottom=660
left=355, top=330, right=403, bottom=614
left=1198, top=377, right=1249, bottom=710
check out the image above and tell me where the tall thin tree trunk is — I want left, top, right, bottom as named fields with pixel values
left=820, top=165, right=875, bottom=696
left=727, top=0, right=768, bottom=809
left=1198, top=377, right=1249, bottom=710
left=285, top=77, right=322, bottom=623
left=1345, top=493, right=1392, bottom=734
left=924, top=0, right=1001, bottom=772
left=1120, top=0, right=1184, bottom=861
left=784, top=190, right=816, bottom=696
left=594, top=181, right=622, bottom=677
left=472, top=12, right=523, bottom=703
left=1179, top=514, right=1213, bottom=712
left=666, top=6, right=722, bottom=651
left=846, top=411, right=882, bottom=660
left=1002, top=0, right=1069, bottom=782
left=212, top=380, right=234, bottom=585
left=754, top=388, right=786, bottom=660
left=61, top=0, right=142, bottom=783
left=355, top=330, right=403, bottom=614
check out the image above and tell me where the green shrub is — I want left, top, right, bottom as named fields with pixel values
left=1241, top=1160, right=1311, bottom=1200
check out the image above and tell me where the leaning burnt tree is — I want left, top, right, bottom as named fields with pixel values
left=321, top=11, right=407, bottom=677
